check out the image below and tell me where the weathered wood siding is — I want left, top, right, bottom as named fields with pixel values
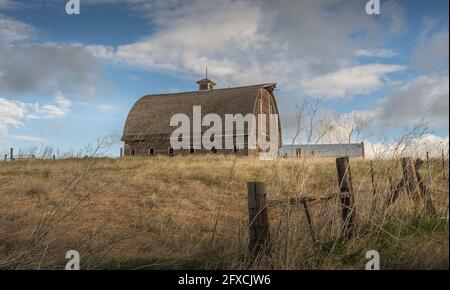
left=123, top=86, right=281, bottom=157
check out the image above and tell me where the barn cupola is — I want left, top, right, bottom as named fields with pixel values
left=196, top=67, right=216, bottom=91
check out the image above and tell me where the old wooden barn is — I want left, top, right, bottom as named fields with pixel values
left=121, top=78, right=282, bottom=156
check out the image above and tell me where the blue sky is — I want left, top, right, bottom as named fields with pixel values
left=0, top=0, right=448, bottom=157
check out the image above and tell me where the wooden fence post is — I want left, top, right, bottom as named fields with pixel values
left=10, top=148, right=13, bottom=161
left=361, top=142, right=365, bottom=159
left=4, top=154, right=7, bottom=161
left=442, top=149, right=445, bottom=169
left=384, top=158, right=435, bottom=215
left=384, top=173, right=403, bottom=209
left=426, top=152, right=433, bottom=192
left=336, top=157, right=356, bottom=238
left=301, top=201, right=317, bottom=245
left=120, top=147, right=123, bottom=158
left=370, top=161, right=376, bottom=196
left=401, top=157, right=436, bottom=215
left=442, top=149, right=447, bottom=179
left=52, top=154, right=56, bottom=160
left=247, top=182, right=270, bottom=258
left=401, top=158, right=421, bottom=204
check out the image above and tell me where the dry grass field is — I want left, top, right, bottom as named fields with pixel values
left=0, top=155, right=448, bottom=270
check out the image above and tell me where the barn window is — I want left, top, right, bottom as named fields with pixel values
left=168, top=147, right=174, bottom=156
left=130, top=149, right=136, bottom=156
left=148, top=147, right=155, bottom=155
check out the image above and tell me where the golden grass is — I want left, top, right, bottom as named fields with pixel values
left=0, top=155, right=448, bottom=269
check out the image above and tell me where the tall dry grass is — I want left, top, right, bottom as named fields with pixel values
left=0, top=155, right=448, bottom=269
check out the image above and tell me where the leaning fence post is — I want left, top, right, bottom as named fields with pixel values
left=426, top=152, right=433, bottom=192
left=336, top=157, right=356, bottom=238
left=401, top=157, right=421, bottom=204
left=301, top=200, right=317, bottom=245
left=247, top=182, right=270, bottom=258
left=401, top=157, right=436, bottom=215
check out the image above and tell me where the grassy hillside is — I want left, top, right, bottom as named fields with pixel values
left=0, top=156, right=448, bottom=269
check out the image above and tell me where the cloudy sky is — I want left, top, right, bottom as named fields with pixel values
left=0, top=0, right=448, bottom=156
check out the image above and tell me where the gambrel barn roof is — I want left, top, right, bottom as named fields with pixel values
left=122, top=83, right=279, bottom=142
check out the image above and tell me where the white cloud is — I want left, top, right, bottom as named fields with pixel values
left=0, top=14, right=102, bottom=98
left=299, top=64, right=405, bottom=99
left=27, top=104, right=66, bottom=120
left=7, top=134, right=47, bottom=143
left=0, top=41, right=101, bottom=97
left=1, top=1, right=411, bottom=99
left=316, top=73, right=450, bottom=143
left=85, top=44, right=115, bottom=60
left=412, top=23, right=449, bottom=73
left=54, top=92, right=72, bottom=109
left=0, top=13, right=99, bottom=143
left=0, top=14, right=33, bottom=43
left=0, top=96, right=70, bottom=141
left=101, top=0, right=265, bottom=77
left=379, top=0, right=407, bottom=36
left=97, top=104, right=117, bottom=112
left=0, top=0, right=21, bottom=10
left=0, top=97, right=26, bottom=135
left=354, top=48, right=399, bottom=58
left=364, top=134, right=449, bottom=159
left=379, top=74, right=449, bottom=129
left=85, top=0, right=407, bottom=94
left=323, top=109, right=379, bottom=143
